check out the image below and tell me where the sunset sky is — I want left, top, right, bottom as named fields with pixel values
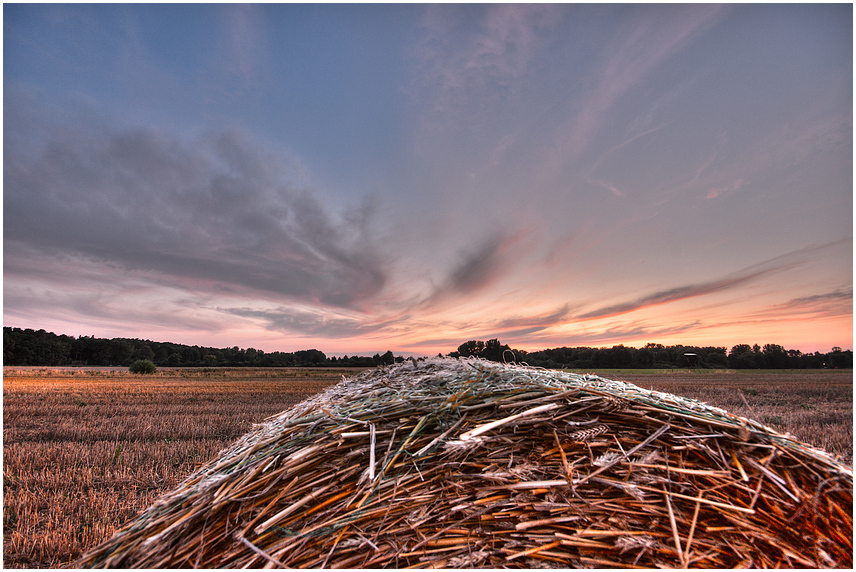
left=4, top=3, right=852, bottom=356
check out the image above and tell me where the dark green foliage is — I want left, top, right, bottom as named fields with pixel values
left=129, top=359, right=157, bottom=374
left=454, top=339, right=513, bottom=362
left=451, top=338, right=852, bottom=370
left=3, top=326, right=852, bottom=370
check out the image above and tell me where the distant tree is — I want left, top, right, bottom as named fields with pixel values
left=456, top=340, right=485, bottom=357
left=762, top=344, right=787, bottom=368
left=110, top=339, right=134, bottom=366
left=245, top=348, right=259, bottom=364
left=728, top=344, right=757, bottom=369
left=452, top=339, right=511, bottom=362
left=826, top=347, right=852, bottom=368
left=129, top=359, right=157, bottom=374
left=636, top=347, right=654, bottom=368
left=481, top=339, right=512, bottom=362
left=166, top=353, right=182, bottom=366
left=705, top=347, right=729, bottom=368
left=295, top=349, right=326, bottom=365
left=203, top=354, right=218, bottom=366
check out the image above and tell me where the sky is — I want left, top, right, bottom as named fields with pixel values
left=3, top=2, right=853, bottom=357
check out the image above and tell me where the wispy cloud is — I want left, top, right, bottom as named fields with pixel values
left=509, top=319, right=707, bottom=350
left=586, top=123, right=671, bottom=197
left=491, top=305, right=574, bottom=338
left=412, top=4, right=565, bottom=131
left=562, top=4, right=728, bottom=163
left=705, top=179, right=745, bottom=200
left=223, top=4, right=267, bottom=85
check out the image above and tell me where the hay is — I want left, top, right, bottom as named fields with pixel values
left=77, top=357, right=852, bottom=568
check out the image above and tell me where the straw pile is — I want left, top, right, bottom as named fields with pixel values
left=78, top=357, right=852, bottom=568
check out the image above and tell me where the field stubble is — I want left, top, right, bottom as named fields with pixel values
left=2, top=367, right=347, bottom=568
left=2, top=366, right=852, bottom=568
left=612, top=369, right=853, bottom=463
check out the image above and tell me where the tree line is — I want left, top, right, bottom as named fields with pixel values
left=450, top=339, right=853, bottom=369
left=2, top=327, right=401, bottom=368
left=3, top=327, right=852, bottom=369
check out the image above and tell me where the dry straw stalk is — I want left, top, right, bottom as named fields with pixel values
left=77, top=357, right=852, bottom=568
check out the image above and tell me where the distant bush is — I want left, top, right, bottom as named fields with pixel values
left=129, top=359, right=157, bottom=374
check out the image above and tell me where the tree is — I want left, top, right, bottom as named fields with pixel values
left=294, top=349, right=326, bottom=366
left=129, top=359, right=157, bottom=374
left=456, top=340, right=485, bottom=357
left=453, top=339, right=511, bottom=362
left=481, top=339, right=512, bottom=362
left=728, top=344, right=756, bottom=369
left=826, top=347, right=852, bottom=368
left=762, top=344, right=787, bottom=368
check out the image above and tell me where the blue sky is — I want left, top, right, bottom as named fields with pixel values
left=3, top=3, right=852, bottom=355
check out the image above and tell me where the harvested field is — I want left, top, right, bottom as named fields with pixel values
left=74, top=359, right=852, bottom=568
left=2, top=367, right=345, bottom=569
left=3, top=364, right=851, bottom=568
left=605, top=369, right=853, bottom=464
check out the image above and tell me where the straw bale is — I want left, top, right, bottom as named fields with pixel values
left=77, top=357, right=852, bottom=568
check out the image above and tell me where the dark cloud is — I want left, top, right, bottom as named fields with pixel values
left=759, top=288, right=852, bottom=319
left=575, top=241, right=848, bottom=321
left=222, top=306, right=410, bottom=339
left=2, top=246, right=227, bottom=335
left=447, top=233, right=507, bottom=293
left=577, top=273, right=772, bottom=320
left=419, top=228, right=527, bottom=308
left=4, top=91, right=388, bottom=310
left=495, top=304, right=572, bottom=330
left=491, top=304, right=573, bottom=337
left=516, top=320, right=706, bottom=349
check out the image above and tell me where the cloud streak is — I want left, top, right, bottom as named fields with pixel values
left=562, top=4, right=728, bottom=164
left=576, top=241, right=846, bottom=321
